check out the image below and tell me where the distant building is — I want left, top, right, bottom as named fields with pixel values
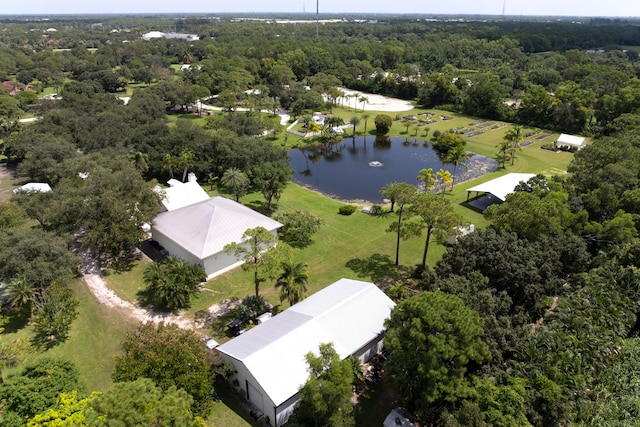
left=2, top=81, right=34, bottom=96
left=141, top=31, right=199, bottom=41
left=555, top=133, right=587, bottom=151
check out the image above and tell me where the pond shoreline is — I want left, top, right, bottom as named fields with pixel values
left=290, top=152, right=499, bottom=206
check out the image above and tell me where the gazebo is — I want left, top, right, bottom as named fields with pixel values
left=466, top=173, right=536, bottom=210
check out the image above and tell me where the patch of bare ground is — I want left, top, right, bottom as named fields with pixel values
left=78, top=247, right=232, bottom=331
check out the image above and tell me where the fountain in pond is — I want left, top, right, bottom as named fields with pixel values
left=368, top=161, right=383, bottom=167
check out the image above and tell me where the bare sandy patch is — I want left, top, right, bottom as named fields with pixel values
left=337, top=88, right=414, bottom=112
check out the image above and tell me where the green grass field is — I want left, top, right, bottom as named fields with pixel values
left=0, top=98, right=576, bottom=425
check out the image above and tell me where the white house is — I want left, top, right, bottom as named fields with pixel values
left=216, top=278, right=395, bottom=427
left=150, top=196, right=282, bottom=278
left=556, top=133, right=586, bottom=150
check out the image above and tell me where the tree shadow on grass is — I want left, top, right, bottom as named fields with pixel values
left=243, top=200, right=276, bottom=217
left=345, top=253, right=396, bottom=283
left=354, top=375, right=404, bottom=427
left=1, top=307, right=30, bottom=334
left=31, top=327, right=70, bottom=351
left=213, top=378, right=263, bottom=427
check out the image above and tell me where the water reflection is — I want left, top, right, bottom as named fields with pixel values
left=289, top=136, right=498, bottom=203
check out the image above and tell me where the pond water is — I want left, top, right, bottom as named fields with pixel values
left=288, top=136, right=497, bottom=204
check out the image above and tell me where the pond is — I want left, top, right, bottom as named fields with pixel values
left=288, top=136, right=498, bottom=204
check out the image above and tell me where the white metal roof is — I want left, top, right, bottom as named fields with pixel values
left=466, top=173, right=536, bottom=202
left=151, top=196, right=282, bottom=259
left=557, top=133, right=586, bottom=147
left=216, top=278, right=395, bottom=406
left=13, top=183, right=52, bottom=194
left=158, top=181, right=210, bottom=211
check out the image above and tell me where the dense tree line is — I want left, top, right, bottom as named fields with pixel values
left=380, top=127, right=640, bottom=425
left=2, top=15, right=640, bottom=426
left=2, top=16, right=640, bottom=138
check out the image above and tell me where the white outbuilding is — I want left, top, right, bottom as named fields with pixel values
left=216, top=278, right=395, bottom=427
left=150, top=196, right=282, bottom=279
left=556, top=133, right=586, bottom=150
left=12, top=182, right=52, bottom=194
left=156, top=179, right=210, bottom=212
left=466, top=173, right=536, bottom=210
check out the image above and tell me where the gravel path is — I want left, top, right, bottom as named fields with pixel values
left=78, top=248, right=196, bottom=329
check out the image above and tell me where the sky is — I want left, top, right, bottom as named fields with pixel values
left=1, top=0, right=639, bottom=17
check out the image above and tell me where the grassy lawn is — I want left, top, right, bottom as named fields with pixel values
left=0, top=96, right=577, bottom=426
left=103, top=257, right=151, bottom=304
left=1, top=279, right=139, bottom=393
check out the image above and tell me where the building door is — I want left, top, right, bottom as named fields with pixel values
left=247, top=381, right=264, bottom=410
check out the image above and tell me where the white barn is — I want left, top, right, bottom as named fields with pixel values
left=216, top=278, right=395, bottom=427
left=151, top=196, right=282, bottom=278
left=556, top=133, right=586, bottom=150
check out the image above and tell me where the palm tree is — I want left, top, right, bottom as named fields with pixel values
left=143, top=257, right=204, bottom=311
left=417, top=168, right=436, bottom=193
left=445, top=145, right=470, bottom=191
left=504, top=125, right=524, bottom=165
left=1, top=277, right=39, bottom=312
left=381, top=182, right=417, bottom=266
left=408, top=193, right=463, bottom=269
left=349, top=116, right=360, bottom=137
left=177, top=148, right=197, bottom=182
left=301, top=115, right=312, bottom=131
left=497, top=140, right=511, bottom=169
left=345, top=94, right=353, bottom=110
left=402, top=118, right=412, bottom=134
left=275, top=260, right=309, bottom=306
left=162, top=153, right=177, bottom=179
left=361, top=113, right=370, bottom=134
left=387, top=281, right=410, bottom=302
left=359, top=96, right=369, bottom=112
left=221, top=168, right=249, bottom=202
left=128, top=151, right=149, bottom=174
left=436, top=169, right=453, bottom=199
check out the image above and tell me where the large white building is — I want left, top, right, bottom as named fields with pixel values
left=216, top=278, right=395, bottom=427
left=151, top=196, right=282, bottom=278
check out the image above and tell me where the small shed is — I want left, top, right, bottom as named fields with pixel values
left=556, top=133, right=586, bottom=150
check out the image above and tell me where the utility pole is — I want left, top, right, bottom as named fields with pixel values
left=316, top=0, right=319, bottom=41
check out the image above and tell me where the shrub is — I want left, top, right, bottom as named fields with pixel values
left=374, top=114, right=393, bottom=135
left=273, top=210, right=322, bottom=248
left=371, top=205, right=383, bottom=216
left=236, top=295, right=269, bottom=324
left=338, top=205, right=357, bottom=215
